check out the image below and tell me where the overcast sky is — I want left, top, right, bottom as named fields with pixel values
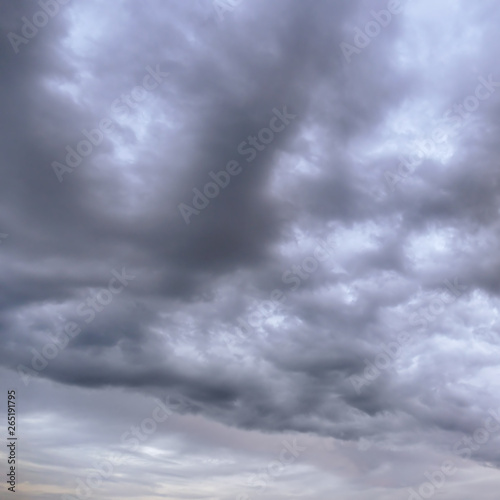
left=1, top=0, right=500, bottom=499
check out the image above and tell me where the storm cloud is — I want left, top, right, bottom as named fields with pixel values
left=1, top=0, right=500, bottom=499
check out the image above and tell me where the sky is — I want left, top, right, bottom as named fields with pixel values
left=1, top=0, right=500, bottom=499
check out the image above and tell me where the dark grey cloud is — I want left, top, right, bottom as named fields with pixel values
left=1, top=0, right=500, bottom=498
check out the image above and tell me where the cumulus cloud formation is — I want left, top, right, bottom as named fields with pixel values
left=1, top=0, right=500, bottom=498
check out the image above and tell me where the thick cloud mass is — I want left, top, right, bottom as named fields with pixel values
left=1, top=0, right=500, bottom=498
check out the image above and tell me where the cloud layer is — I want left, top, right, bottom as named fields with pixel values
left=1, top=0, right=500, bottom=498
